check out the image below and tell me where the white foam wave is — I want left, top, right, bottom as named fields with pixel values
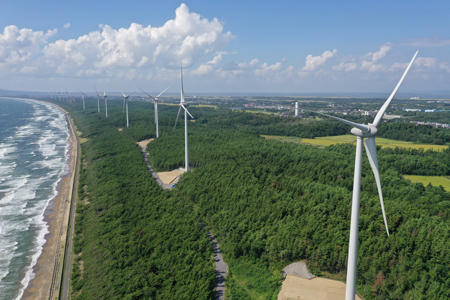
left=1, top=98, right=70, bottom=300
left=0, top=143, right=17, bottom=159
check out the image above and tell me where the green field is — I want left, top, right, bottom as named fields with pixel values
left=404, top=175, right=450, bottom=191
left=300, top=135, right=448, bottom=151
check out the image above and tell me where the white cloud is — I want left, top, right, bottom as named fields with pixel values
left=0, top=25, right=56, bottom=66
left=302, top=49, right=337, bottom=71
left=333, top=62, right=357, bottom=72
left=392, top=57, right=437, bottom=69
left=360, top=43, right=391, bottom=72
left=191, top=54, right=222, bottom=75
left=238, top=58, right=259, bottom=69
left=405, top=36, right=450, bottom=48
left=20, top=66, right=38, bottom=74
left=371, top=43, right=391, bottom=62
left=1, top=4, right=234, bottom=79
left=415, top=57, right=436, bottom=67
left=440, top=63, right=450, bottom=72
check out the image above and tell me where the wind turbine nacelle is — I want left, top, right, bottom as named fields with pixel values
left=351, top=125, right=377, bottom=137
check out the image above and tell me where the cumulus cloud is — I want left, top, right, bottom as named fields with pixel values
left=302, top=49, right=337, bottom=71
left=0, top=4, right=234, bottom=79
left=43, top=4, right=234, bottom=76
left=333, top=62, right=357, bottom=72
left=191, top=54, right=222, bottom=75
left=360, top=43, right=391, bottom=72
left=392, top=57, right=437, bottom=69
left=440, top=63, right=450, bottom=72
left=0, top=25, right=56, bottom=66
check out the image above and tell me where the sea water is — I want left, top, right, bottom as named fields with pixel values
left=0, top=98, right=69, bottom=300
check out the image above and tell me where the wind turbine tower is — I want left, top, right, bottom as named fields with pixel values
left=104, top=87, right=108, bottom=117
left=305, top=51, right=418, bottom=300
left=295, top=102, right=299, bottom=116
left=94, top=85, right=101, bottom=113
left=140, top=87, right=169, bottom=138
left=79, top=90, right=85, bottom=110
left=174, top=67, right=194, bottom=171
left=121, top=90, right=135, bottom=127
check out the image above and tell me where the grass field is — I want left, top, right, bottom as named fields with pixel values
left=300, top=135, right=448, bottom=152
left=404, top=175, right=450, bottom=191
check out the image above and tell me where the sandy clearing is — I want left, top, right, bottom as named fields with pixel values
left=278, top=275, right=364, bottom=300
left=137, top=138, right=154, bottom=148
left=157, top=170, right=185, bottom=185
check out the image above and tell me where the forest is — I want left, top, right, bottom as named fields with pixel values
left=51, top=97, right=450, bottom=299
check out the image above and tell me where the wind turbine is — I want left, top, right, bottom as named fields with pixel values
left=173, top=67, right=194, bottom=171
left=120, top=90, right=135, bottom=127
left=78, top=89, right=85, bottom=110
left=103, top=87, right=108, bottom=117
left=304, top=51, right=418, bottom=300
left=65, top=88, right=69, bottom=103
left=93, top=85, right=101, bottom=113
left=139, top=87, right=169, bottom=138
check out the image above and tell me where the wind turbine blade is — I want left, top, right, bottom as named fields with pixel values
left=180, top=67, right=185, bottom=103
left=303, top=109, right=370, bottom=133
left=126, top=92, right=135, bottom=98
left=93, top=85, right=99, bottom=96
left=156, top=87, right=169, bottom=98
left=139, top=88, right=156, bottom=101
left=364, top=137, right=390, bottom=236
left=174, top=106, right=182, bottom=131
left=372, top=51, right=419, bottom=127
left=120, top=89, right=126, bottom=97
left=181, top=104, right=194, bottom=119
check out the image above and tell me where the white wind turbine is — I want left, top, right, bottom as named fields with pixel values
left=103, top=87, right=108, bottom=117
left=120, top=90, right=135, bottom=127
left=173, top=67, right=194, bottom=171
left=93, top=85, right=101, bottom=113
left=78, top=89, right=85, bottom=110
left=305, top=51, right=418, bottom=300
left=139, top=87, right=169, bottom=138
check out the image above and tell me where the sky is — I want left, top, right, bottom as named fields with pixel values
left=0, top=0, right=449, bottom=94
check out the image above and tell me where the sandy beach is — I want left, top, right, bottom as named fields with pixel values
left=21, top=103, right=78, bottom=300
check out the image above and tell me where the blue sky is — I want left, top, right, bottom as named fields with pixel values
left=0, top=1, right=449, bottom=94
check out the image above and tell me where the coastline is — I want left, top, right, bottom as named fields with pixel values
left=21, top=100, right=78, bottom=300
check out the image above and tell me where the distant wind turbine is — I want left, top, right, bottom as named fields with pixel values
left=65, top=88, right=69, bottom=103
left=120, top=90, right=135, bottom=127
left=103, top=87, right=108, bottom=117
left=173, top=67, right=194, bottom=171
left=139, top=87, right=169, bottom=138
left=78, top=89, right=85, bottom=110
left=93, top=85, right=101, bottom=113
left=305, top=51, right=418, bottom=300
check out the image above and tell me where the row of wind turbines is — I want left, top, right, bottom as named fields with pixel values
left=53, top=52, right=418, bottom=299
left=64, top=67, right=193, bottom=171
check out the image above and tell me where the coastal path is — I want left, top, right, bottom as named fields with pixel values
left=140, top=139, right=228, bottom=299
left=60, top=115, right=81, bottom=300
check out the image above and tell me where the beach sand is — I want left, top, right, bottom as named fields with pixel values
left=22, top=104, right=78, bottom=300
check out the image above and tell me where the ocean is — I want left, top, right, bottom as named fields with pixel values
left=0, top=98, right=70, bottom=300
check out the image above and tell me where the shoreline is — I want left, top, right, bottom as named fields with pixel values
left=20, top=99, right=78, bottom=300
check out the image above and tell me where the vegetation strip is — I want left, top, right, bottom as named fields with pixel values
left=44, top=98, right=450, bottom=299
